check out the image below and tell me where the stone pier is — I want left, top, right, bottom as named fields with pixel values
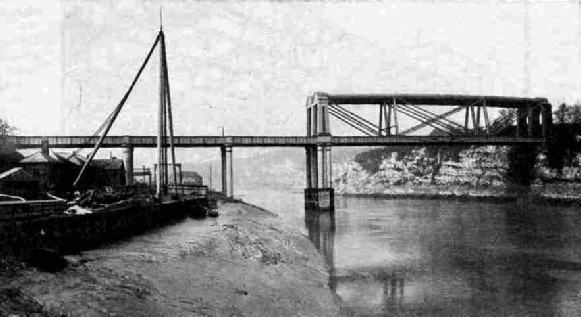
left=305, top=92, right=334, bottom=211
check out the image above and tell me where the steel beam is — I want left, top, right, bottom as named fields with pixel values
left=7, top=135, right=545, bottom=148
left=325, top=94, right=548, bottom=108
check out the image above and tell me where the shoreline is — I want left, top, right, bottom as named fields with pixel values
left=1, top=200, right=341, bottom=316
left=337, top=186, right=581, bottom=207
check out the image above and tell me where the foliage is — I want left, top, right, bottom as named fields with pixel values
left=0, top=118, right=20, bottom=170
left=493, top=109, right=516, bottom=125
left=553, top=102, right=581, bottom=124
left=545, top=123, right=581, bottom=170
left=0, top=118, right=17, bottom=137
left=353, top=129, right=470, bottom=174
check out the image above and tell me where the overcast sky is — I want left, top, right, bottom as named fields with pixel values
left=2, top=0, right=581, bottom=140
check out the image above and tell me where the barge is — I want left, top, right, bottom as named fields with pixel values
left=1, top=25, right=214, bottom=263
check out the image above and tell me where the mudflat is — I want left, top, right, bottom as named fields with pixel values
left=1, top=201, right=340, bottom=316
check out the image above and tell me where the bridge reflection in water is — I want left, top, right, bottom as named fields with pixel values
left=304, top=207, right=406, bottom=314
left=304, top=197, right=581, bottom=316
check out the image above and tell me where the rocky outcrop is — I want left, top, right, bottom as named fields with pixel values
left=334, top=146, right=581, bottom=199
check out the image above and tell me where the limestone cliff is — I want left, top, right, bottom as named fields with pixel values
left=333, top=146, right=581, bottom=198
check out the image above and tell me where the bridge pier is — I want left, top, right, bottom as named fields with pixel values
left=541, top=103, right=552, bottom=138
left=305, top=92, right=334, bottom=211
left=528, top=106, right=541, bottom=137
left=318, top=145, right=332, bottom=188
left=516, top=103, right=551, bottom=138
left=305, top=146, right=318, bottom=189
left=123, top=144, right=134, bottom=186
left=220, top=145, right=233, bottom=198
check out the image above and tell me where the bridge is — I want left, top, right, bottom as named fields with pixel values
left=5, top=92, right=552, bottom=209
left=6, top=135, right=543, bottom=148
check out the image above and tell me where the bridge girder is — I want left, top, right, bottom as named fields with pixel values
left=310, top=92, right=552, bottom=139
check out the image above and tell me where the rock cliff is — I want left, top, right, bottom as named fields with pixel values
left=333, top=146, right=581, bottom=199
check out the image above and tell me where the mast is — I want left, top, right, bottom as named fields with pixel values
left=157, top=28, right=165, bottom=197
left=156, top=10, right=178, bottom=198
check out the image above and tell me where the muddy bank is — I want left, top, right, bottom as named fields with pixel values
left=0, top=201, right=340, bottom=316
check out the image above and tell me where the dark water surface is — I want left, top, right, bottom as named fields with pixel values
left=238, top=189, right=581, bottom=316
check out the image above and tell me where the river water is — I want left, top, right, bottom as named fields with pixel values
left=237, top=189, right=581, bottom=316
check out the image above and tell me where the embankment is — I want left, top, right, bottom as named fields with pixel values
left=1, top=201, right=340, bottom=316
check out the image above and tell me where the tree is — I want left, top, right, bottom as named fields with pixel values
left=496, top=109, right=515, bottom=122
left=0, top=118, right=21, bottom=171
left=0, top=118, right=17, bottom=137
left=553, top=102, right=581, bottom=124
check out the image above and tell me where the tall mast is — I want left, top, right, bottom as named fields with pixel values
left=156, top=26, right=165, bottom=197
left=161, top=33, right=179, bottom=192
left=156, top=8, right=178, bottom=198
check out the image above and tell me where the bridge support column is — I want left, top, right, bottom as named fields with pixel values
left=220, top=145, right=233, bottom=198
left=123, top=144, right=134, bottom=186
left=517, top=107, right=527, bottom=137
left=319, top=145, right=332, bottom=188
left=541, top=103, right=552, bottom=138
left=305, top=146, right=318, bottom=189
left=528, top=105, right=541, bottom=137
left=304, top=93, right=334, bottom=211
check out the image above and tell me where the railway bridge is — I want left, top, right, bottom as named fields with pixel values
left=5, top=92, right=552, bottom=209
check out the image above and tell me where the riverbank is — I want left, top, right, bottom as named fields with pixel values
left=337, top=183, right=581, bottom=206
left=0, top=201, right=340, bottom=316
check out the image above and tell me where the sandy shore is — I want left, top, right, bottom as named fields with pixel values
left=0, top=201, right=341, bottom=316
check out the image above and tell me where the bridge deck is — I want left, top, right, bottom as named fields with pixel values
left=325, top=93, right=549, bottom=108
left=6, top=135, right=544, bottom=148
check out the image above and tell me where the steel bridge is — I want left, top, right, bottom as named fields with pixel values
left=5, top=93, right=552, bottom=208
left=6, top=135, right=543, bottom=148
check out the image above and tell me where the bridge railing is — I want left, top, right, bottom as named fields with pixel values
left=4, top=134, right=545, bottom=149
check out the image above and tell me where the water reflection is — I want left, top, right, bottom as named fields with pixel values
left=304, top=209, right=336, bottom=290
left=304, top=197, right=581, bottom=316
left=238, top=190, right=581, bottom=316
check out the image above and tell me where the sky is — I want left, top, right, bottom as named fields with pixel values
left=1, top=0, right=581, bottom=164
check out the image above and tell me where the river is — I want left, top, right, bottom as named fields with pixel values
left=237, top=189, right=581, bottom=316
